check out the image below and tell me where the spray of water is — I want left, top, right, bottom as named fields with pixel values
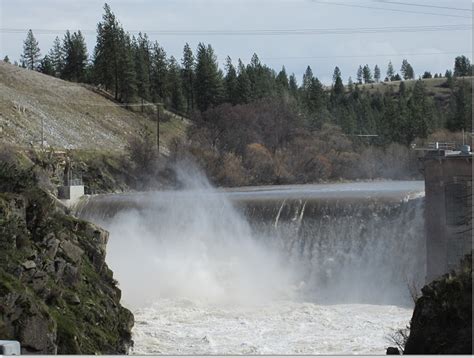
left=102, top=164, right=299, bottom=308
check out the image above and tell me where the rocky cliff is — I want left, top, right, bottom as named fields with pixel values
left=404, top=253, right=472, bottom=354
left=0, top=161, right=134, bottom=354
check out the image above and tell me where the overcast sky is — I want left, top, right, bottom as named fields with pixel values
left=0, top=0, right=472, bottom=84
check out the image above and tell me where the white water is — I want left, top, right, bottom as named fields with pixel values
left=132, top=300, right=412, bottom=355
left=80, top=171, right=424, bottom=355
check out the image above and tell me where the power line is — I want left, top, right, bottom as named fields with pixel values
left=261, top=51, right=469, bottom=61
left=0, top=24, right=471, bottom=36
left=371, top=0, right=471, bottom=12
left=311, top=0, right=472, bottom=18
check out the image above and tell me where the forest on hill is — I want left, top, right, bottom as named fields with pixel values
left=5, top=3, right=473, bottom=186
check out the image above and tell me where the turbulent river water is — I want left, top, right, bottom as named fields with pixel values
left=75, top=177, right=426, bottom=355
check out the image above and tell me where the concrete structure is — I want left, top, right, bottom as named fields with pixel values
left=58, top=181, right=85, bottom=208
left=422, top=145, right=472, bottom=281
left=0, top=340, right=21, bottom=355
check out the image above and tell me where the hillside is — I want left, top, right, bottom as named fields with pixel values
left=357, top=76, right=473, bottom=98
left=0, top=62, right=189, bottom=152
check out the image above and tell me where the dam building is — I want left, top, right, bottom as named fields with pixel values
left=422, top=144, right=473, bottom=282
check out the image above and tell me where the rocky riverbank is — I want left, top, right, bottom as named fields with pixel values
left=404, top=253, right=472, bottom=354
left=0, top=159, right=134, bottom=354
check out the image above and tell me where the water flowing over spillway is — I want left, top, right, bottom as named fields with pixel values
left=75, top=179, right=426, bottom=354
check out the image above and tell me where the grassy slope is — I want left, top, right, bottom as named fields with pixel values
left=0, top=62, right=189, bottom=152
left=356, top=76, right=473, bottom=99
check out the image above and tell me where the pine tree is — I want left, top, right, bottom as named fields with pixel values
left=276, top=66, right=289, bottom=93
left=150, top=42, right=168, bottom=103
left=446, top=80, right=472, bottom=131
left=49, top=36, right=64, bottom=77
left=93, top=3, right=121, bottom=98
left=133, top=33, right=151, bottom=101
left=39, top=55, right=54, bottom=75
left=332, top=66, right=344, bottom=95
left=453, top=55, right=471, bottom=77
left=289, top=73, right=298, bottom=98
left=401, top=59, right=414, bottom=80
left=356, top=65, right=363, bottom=84
left=422, top=71, right=432, bottom=79
left=303, top=66, right=314, bottom=90
left=117, top=30, right=137, bottom=104
left=387, top=61, right=395, bottom=81
left=374, top=65, right=381, bottom=83
left=236, top=59, right=251, bottom=104
left=194, top=43, right=223, bottom=112
left=246, top=53, right=274, bottom=99
left=3, top=56, right=10, bottom=63
left=348, top=76, right=354, bottom=92
left=167, top=56, right=184, bottom=112
left=224, top=56, right=238, bottom=104
left=61, top=30, right=88, bottom=82
left=362, top=64, right=372, bottom=84
left=21, top=29, right=41, bottom=70
left=181, top=43, right=195, bottom=112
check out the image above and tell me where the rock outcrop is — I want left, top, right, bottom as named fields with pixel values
left=404, top=253, right=472, bottom=354
left=0, top=161, right=134, bottom=354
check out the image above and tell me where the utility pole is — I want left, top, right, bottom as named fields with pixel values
left=41, top=116, right=44, bottom=151
left=156, top=103, right=161, bottom=153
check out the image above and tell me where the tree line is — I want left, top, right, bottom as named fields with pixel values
left=4, top=3, right=473, bottom=140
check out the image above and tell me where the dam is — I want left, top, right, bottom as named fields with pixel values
left=75, top=180, right=425, bottom=354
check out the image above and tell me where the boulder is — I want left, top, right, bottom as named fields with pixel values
left=59, top=241, right=84, bottom=264
left=21, top=260, right=36, bottom=270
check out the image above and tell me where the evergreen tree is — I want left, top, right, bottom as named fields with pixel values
left=303, top=66, right=314, bottom=91
left=401, top=59, right=414, bottom=80
left=453, top=55, right=471, bottom=77
left=332, top=66, right=344, bottom=95
left=356, top=65, right=363, bottom=84
left=150, top=42, right=168, bottom=102
left=406, top=80, right=433, bottom=142
left=21, top=29, right=41, bottom=70
left=387, top=61, right=395, bottom=81
left=61, top=30, right=88, bottom=82
left=422, top=71, right=432, bottom=79
left=3, top=56, right=9, bottom=63
left=49, top=36, right=64, bottom=77
left=194, top=43, right=223, bottom=112
left=276, top=66, right=289, bottom=93
left=181, top=43, right=195, bottom=112
left=362, top=64, right=372, bottom=83
left=289, top=73, right=298, bottom=98
left=236, top=59, right=251, bottom=104
left=39, top=55, right=54, bottom=75
left=167, top=56, right=184, bottom=111
left=374, top=65, right=381, bottom=83
left=393, top=73, right=402, bottom=81
left=93, top=3, right=121, bottom=98
left=133, top=33, right=151, bottom=101
left=224, top=56, right=238, bottom=104
left=117, top=30, right=137, bottom=103
left=348, top=76, right=354, bottom=92
left=246, top=53, right=275, bottom=100
left=446, top=80, right=472, bottom=132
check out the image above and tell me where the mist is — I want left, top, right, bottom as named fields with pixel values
left=101, top=164, right=299, bottom=308
left=79, top=163, right=425, bottom=310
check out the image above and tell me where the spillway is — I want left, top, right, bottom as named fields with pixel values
left=75, top=180, right=425, bottom=354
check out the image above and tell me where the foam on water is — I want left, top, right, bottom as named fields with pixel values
left=131, top=300, right=412, bottom=355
